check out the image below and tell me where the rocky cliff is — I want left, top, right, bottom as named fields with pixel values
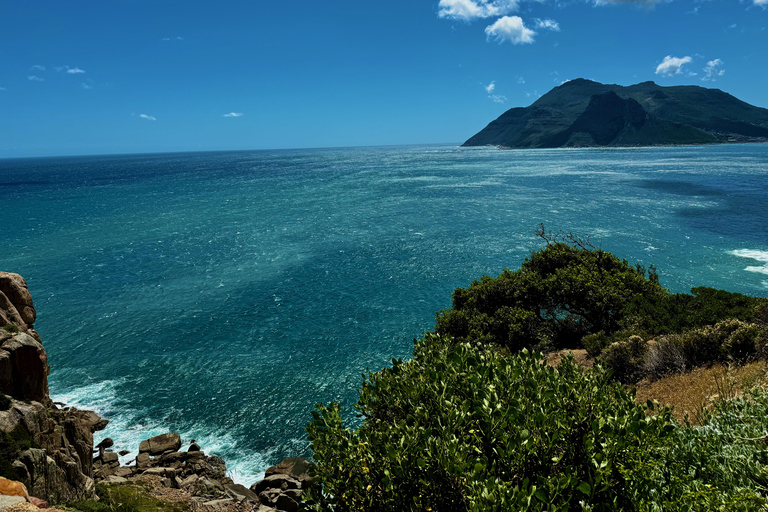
left=1, top=272, right=315, bottom=511
left=1, top=272, right=108, bottom=504
left=463, top=79, right=768, bottom=148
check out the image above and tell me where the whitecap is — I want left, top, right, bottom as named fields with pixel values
left=730, top=249, right=768, bottom=275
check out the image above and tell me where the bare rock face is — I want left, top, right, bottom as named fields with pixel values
left=0, top=272, right=107, bottom=504
left=0, top=272, right=38, bottom=333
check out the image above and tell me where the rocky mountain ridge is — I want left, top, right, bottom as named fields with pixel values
left=463, top=79, right=768, bottom=148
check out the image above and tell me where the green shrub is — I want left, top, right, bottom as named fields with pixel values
left=306, top=334, right=675, bottom=511
left=435, top=242, right=665, bottom=352
left=1, top=324, right=20, bottom=334
left=582, top=331, right=610, bottom=357
left=626, top=387, right=768, bottom=511
left=599, top=335, right=648, bottom=383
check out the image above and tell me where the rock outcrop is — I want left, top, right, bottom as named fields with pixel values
left=0, top=272, right=108, bottom=504
left=93, top=432, right=314, bottom=512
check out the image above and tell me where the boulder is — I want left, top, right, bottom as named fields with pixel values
left=0, top=273, right=36, bottom=326
left=225, top=483, right=260, bottom=503
left=276, top=493, right=299, bottom=512
left=0, top=496, right=26, bottom=509
left=0, top=476, right=28, bottom=497
left=250, top=474, right=301, bottom=495
left=28, top=496, right=48, bottom=508
left=138, top=433, right=181, bottom=455
left=264, top=457, right=315, bottom=489
left=0, top=334, right=48, bottom=402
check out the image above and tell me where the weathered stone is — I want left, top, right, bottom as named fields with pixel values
left=283, top=488, right=302, bottom=501
left=28, top=496, right=49, bottom=508
left=96, top=438, right=113, bottom=450
left=250, top=474, right=301, bottom=495
left=142, top=467, right=176, bottom=478
left=179, top=474, right=198, bottom=489
left=102, top=452, right=119, bottom=465
left=118, top=450, right=129, bottom=457
left=264, top=457, right=314, bottom=488
left=136, top=452, right=150, bottom=469
left=257, top=489, right=280, bottom=507
left=0, top=334, right=48, bottom=401
left=138, top=433, right=181, bottom=455
left=103, top=475, right=128, bottom=485
left=113, top=467, right=133, bottom=478
left=188, top=442, right=200, bottom=452
left=203, top=498, right=237, bottom=510
left=276, top=493, right=299, bottom=512
left=225, top=483, right=260, bottom=503
left=159, top=451, right=187, bottom=465
left=0, top=476, right=28, bottom=497
left=0, top=496, right=26, bottom=509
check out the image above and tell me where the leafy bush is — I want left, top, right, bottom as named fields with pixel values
left=625, top=387, right=768, bottom=511
left=435, top=242, right=665, bottom=353
left=306, top=334, right=675, bottom=511
left=2, top=324, right=20, bottom=334
left=599, top=336, right=648, bottom=383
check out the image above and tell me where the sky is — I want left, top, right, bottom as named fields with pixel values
left=1, top=0, right=766, bottom=157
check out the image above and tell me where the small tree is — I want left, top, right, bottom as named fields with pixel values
left=435, top=241, right=664, bottom=352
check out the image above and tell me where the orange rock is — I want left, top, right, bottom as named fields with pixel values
left=0, top=476, right=29, bottom=497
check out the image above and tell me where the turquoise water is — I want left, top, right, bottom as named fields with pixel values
left=1, top=144, right=767, bottom=484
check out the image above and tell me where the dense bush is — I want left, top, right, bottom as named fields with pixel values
left=606, top=319, right=768, bottom=382
left=626, top=387, right=768, bottom=511
left=621, top=287, right=767, bottom=336
left=435, top=242, right=665, bottom=352
left=306, top=335, right=676, bottom=511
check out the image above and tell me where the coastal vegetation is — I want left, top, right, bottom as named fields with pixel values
left=306, top=231, right=768, bottom=511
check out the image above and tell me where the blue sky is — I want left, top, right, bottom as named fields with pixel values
left=1, top=0, right=766, bottom=157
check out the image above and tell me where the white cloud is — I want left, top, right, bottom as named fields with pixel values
left=490, top=94, right=507, bottom=103
left=755, top=0, right=767, bottom=6
left=161, top=36, right=184, bottom=41
left=517, top=76, right=525, bottom=84
left=594, top=0, right=664, bottom=7
left=535, top=18, right=560, bottom=31
left=224, top=112, right=244, bottom=117
left=485, top=16, right=535, bottom=44
left=27, top=75, right=44, bottom=82
left=702, top=59, right=725, bottom=81
left=81, top=82, right=93, bottom=90
left=30, top=65, right=46, bottom=71
left=0, top=87, right=6, bottom=91
left=438, top=0, right=518, bottom=20
left=67, top=67, right=85, bottom=74
left=485, top=81, right=496, bottom=93
left=655, top=55, right=692, bottom=76
left=139, top=114, right=157, bottom=121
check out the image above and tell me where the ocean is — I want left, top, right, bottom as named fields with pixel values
left=1, top=143, right=767, bottom=484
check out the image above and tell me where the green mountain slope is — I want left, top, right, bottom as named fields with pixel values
left=463, top=79, right=768, bottom=148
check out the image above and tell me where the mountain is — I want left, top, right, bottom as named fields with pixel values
left=463, top=79, right=768, bottom=148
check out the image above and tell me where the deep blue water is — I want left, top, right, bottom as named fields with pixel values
left=1, top=144, right=767, bottom=484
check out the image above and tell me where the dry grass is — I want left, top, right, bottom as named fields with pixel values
left=544, top=349, right=594, bottom=369
left=632, top=360, right=768, bottom=424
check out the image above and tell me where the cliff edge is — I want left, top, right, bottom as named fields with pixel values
left=1, top=272, right=108, bottom=504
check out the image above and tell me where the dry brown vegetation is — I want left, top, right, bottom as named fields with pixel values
left=632, top=360, right=768, bottom=423
left=545, top=349, right=768, bottom=424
